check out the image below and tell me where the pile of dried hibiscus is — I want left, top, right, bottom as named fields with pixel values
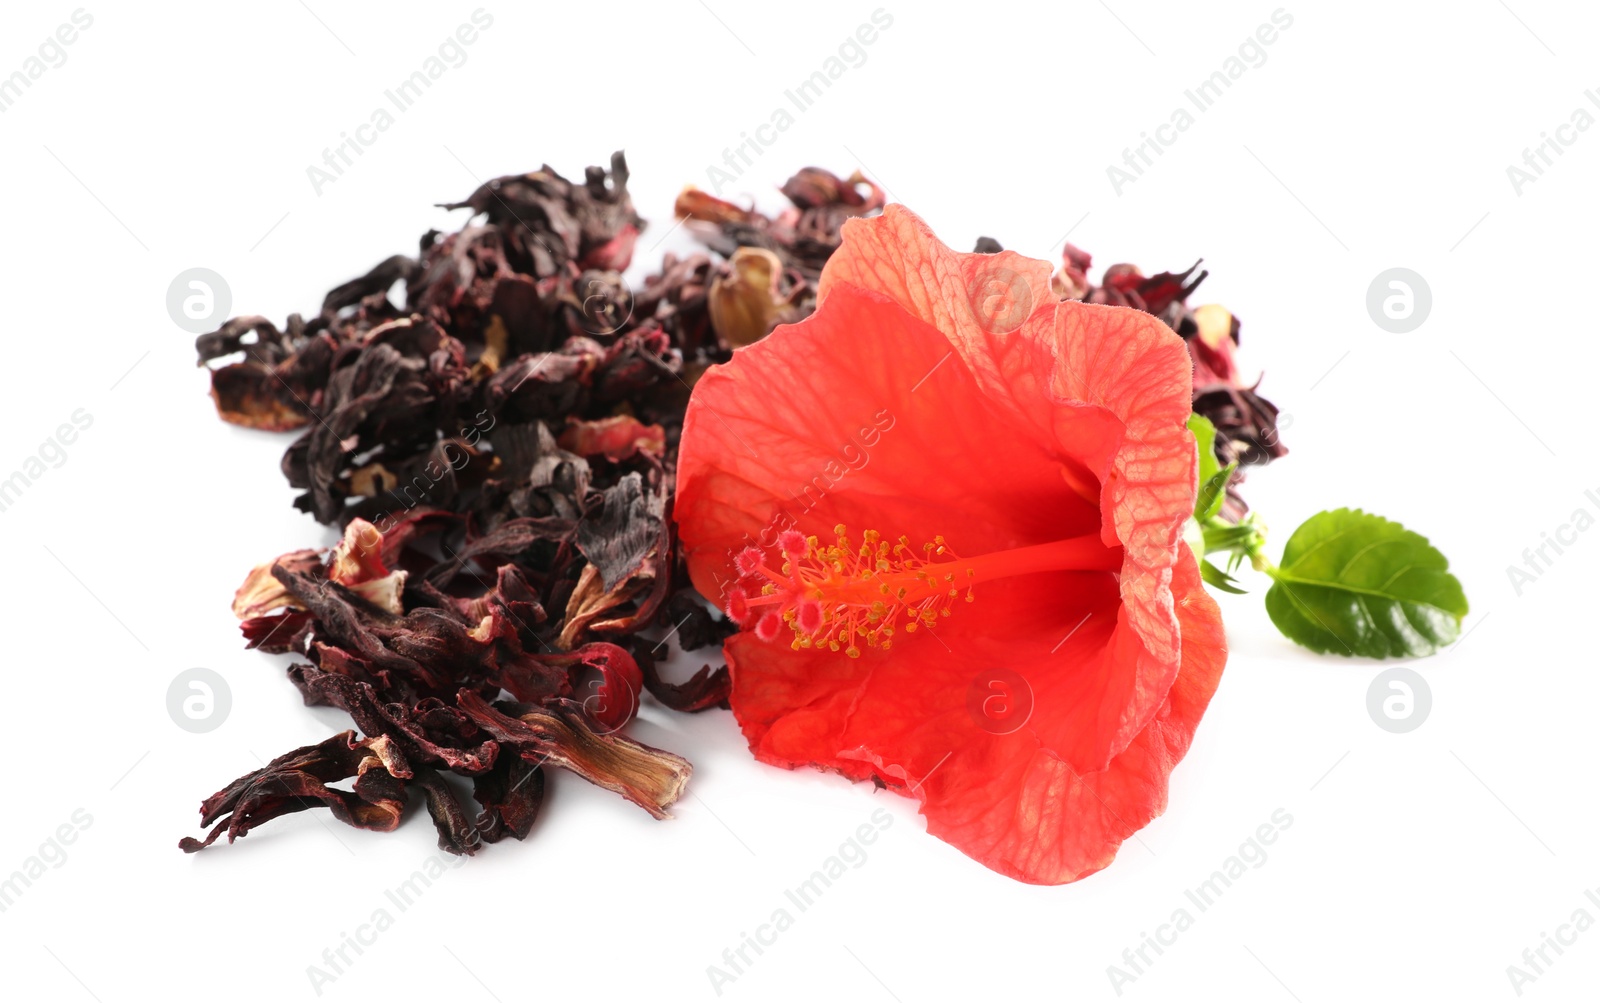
left=184, top=154, right=905, bottom=853
left=188, top=153, right=1453, bottom=881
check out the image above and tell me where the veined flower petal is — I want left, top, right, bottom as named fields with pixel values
left=675, top=205, right=1227, bottom=884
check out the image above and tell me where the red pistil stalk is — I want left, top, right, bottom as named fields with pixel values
left=727, top=525, right=1120, bottom=657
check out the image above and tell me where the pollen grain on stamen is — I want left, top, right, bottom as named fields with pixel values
left=733, top=525, right=975, bottom=657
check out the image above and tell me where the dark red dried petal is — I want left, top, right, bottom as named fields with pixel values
left=631, top=643, right=730, bottom=713
left=180, top=732, right=409, bottom=852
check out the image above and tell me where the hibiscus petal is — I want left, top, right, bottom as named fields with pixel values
left=726, top=546, right=1224, bottom=884
left=920, top=549, right=1225, bottom=884
left=818, top=207, right=1198, bottom=763
left=1042, top=302, right=1198, bottom=759
left=726, top=569, right=1124, bottom=778
left=678, top=205, right=1222, bottom=884
left=682, top=273, right=1197, bottom=772
left=679, top=282, right=1154, bottom=777
left=817, top=205, right=1056, bottom=364
left=676, top=284, right=1115, bottom=596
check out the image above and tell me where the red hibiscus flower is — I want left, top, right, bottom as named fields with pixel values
left=674, top=206, right=1227, bottom=885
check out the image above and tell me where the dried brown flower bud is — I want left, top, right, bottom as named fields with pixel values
left=708, top=247, right=795, bottom=347
left=1188, top=304, right=1239, bottom=384
left=1051, top=243, right=1094, bottom=300
left=780, top=166, right=877, bottom=210
left=675, top=186, right=760, bottom=226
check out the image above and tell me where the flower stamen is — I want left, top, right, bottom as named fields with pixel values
left=730, top=525, right=1119, bottom=655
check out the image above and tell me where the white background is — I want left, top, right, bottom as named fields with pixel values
left=1, top=2, right=1596, bottom=1000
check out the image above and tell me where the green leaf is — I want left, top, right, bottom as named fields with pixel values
left=1200, top=558, right=1248, bottom=594
left=1187, top=414, right=1234, bottom=522
left=1197, top=462, right=1236, bottom=523
left=1264, top=508, right=1468, bottom=659
left=1202, top=517, right=1264, bottom=558
left=1188, top=413, right=1219, bottom=483
left=1187, top=414, right=1220, bottom=516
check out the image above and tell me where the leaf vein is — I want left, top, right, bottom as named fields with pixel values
left=1270, top=572, right=1455, bottom=611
